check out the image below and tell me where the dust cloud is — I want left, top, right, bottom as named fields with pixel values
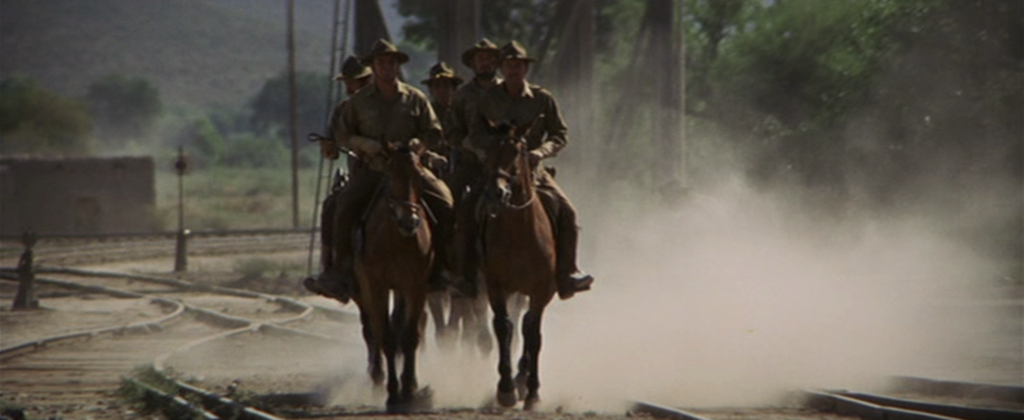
left=307, top=164, right=1020, bottom=413
left=509, top=168, right=1016, bottom=411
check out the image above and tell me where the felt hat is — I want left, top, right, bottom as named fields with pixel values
left=461, top=38, right=501, bottom=68
left=499, top=40, right=537, bottom=63
left=333, top=55, right=373, bottom=81
left=360, top=39, right=410, bottom=65
left=421, top=61, right=464, bottom=86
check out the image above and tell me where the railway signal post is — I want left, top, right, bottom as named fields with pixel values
left=174, top=147, right=190, bottom=272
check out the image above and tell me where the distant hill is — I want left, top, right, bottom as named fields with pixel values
left=0, top=0, right=344, bottom=110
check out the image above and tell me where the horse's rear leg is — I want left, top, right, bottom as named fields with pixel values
left=490, top=295, right=516, bottom=407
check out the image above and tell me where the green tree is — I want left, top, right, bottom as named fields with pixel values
left=0, top=76, right=94, bottom=155
left=85, top=74, right=163, bottom=145
left=248, top=70, right=330, bottom=142
left=172, top=116, right=226, bottom=168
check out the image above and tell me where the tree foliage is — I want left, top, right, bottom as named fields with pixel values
left=248, top=70, right=330, bottom=143
left=0, top=76, right=94, bottom=155
left=85, top=73, right=163, bottom=145
left=397, top=0, right=1020, bottom=214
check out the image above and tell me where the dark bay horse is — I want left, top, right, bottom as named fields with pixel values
left=480, top=134, right=557, bottom=409
left=355, top=139, right=433, bottom=412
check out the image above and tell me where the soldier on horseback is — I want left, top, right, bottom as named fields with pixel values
left=459, top=40, right=594, bottom=300
left=420, top=61, right=463, bottom=177
left=305, top=39, right=455, bottom=303
left=448, top=38, right=503, bottom=205
left=306, top=55, right=372, bottom=302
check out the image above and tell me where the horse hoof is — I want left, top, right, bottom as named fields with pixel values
left=497, top=391, right=517, bottom=407
left=524, top=395, right=540, bottom=411
left=514, top=373, right=528, bottom=401
left=412, top=386, right=434, bottom=410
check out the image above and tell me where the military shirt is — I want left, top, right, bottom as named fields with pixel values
left=340, top=81, right=442, bottom=171
left=431, top=100, right=456, bottom=148
left=327, top=99, right=350, bottom=150
left=468, top=81, right=568, bottom=160
left=449, top=78, right=500, bottom=153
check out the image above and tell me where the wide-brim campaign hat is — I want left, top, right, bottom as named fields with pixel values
left=499, top=40, right=537, bottom=63
left=461, top=38, right=501, bottom=68
left=360, top=39, right=410, bottom=65
left=421, top=61, right=464, bottom=86
left=333, top=55, right=373, bottom=81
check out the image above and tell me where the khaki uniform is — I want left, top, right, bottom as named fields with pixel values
left=448, top=78, right=500, bottom=203
left=460, top=81, right=585, bottom=286
left=467, top=82, right=566, bottom=160
left=331, top=81, right=454, bottom=284
left=340, top=82, right=446, bottom=174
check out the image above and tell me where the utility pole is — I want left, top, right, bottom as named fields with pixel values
left=287, top=0, right=300, bottom=228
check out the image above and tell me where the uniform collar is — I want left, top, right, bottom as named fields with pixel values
left=369, top=80, right=412, bottom=98
left=500, top=80, right=535, bottom=99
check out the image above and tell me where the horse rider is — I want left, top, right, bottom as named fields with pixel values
left=304, top=39, right=455, bottom=303
left=462, top=40, right=594, bottom=300
left=305, top=55, right=372, bottom=303
left=421, top=61, right=463, bottom=176
left=448, top=38, right=502, bottom=205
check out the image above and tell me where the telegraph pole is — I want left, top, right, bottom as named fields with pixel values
left=287, top=0, right=300, bottom=228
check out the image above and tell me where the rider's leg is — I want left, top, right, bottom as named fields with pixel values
left=420, top=168, right=455, bottom=292
left=304, top=169, right=381, bottom=303
left=454, top=185, right=482, bottom=298
left=537, top=172, right=594, bottom=300
left=320, top=190, right=338, bottom=272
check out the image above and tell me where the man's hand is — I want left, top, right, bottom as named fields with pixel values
left=350, top=135, right=382, bottom=156
left=319, top=140, right=339, bottom=160
left=528, top=149, right=544, bottom=167
left=360, top=139, right=382, bottom=155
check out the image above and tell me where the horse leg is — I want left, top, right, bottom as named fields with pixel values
left=426, top=292, right=452, bottom=349
left=519, top=304, right=545, bottom=410
left=366, top=290, right=399, bottom=409
left=489, top=292, right=516, bottom=407
left=474, top=290, right=494, bottom=355
left=400, top=292, right=427, bottom=406
left=359, top=305, right=384, bottom=385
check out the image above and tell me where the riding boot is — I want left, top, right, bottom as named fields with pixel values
left=303, top=171, right=379, bottom=304
left=554, top=209, right=594, bottom=300
left=424, top=195, right=453, bottom=292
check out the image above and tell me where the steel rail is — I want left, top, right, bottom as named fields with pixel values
left=0, top=267, right=352, bottom=420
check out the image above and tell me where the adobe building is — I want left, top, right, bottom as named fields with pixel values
left=0, top=156, right=157, bottom=236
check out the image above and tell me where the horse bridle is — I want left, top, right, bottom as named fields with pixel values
left=486, top=139, right=537, bottom=215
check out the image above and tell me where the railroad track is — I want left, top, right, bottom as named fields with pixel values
left=1, top=234, right=1020, bottom=419
left=0, top=230, right=311, bottom=268
left=0, top=267, right=363, bottom=420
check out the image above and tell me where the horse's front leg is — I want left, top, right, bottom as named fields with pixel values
left=358, top=305, right=384, bottom=385
left=489, top=291, right=516, bottom=407
left=400, top=292, right=426, bottom=403
left=519, top=306, right=545, bottom=410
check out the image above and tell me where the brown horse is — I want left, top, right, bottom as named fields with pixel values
left=479, top=134, right=557, bottom=409
left=355, top=139, right=433, bottom=412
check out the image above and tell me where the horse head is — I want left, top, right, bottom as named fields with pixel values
left=382, top=138, right=427, bottom=237
left=483, top=134, right=532, bottom=218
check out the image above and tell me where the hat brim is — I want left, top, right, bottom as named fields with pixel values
left=333, top=67, right=373, bottom=81
left=461, top=47, right=501, bottom=68
left=422, top=75, right=465, bottom=86
left=501, top=56, right=538, bottom=63
left=360, top=51, right=410, bottom=66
